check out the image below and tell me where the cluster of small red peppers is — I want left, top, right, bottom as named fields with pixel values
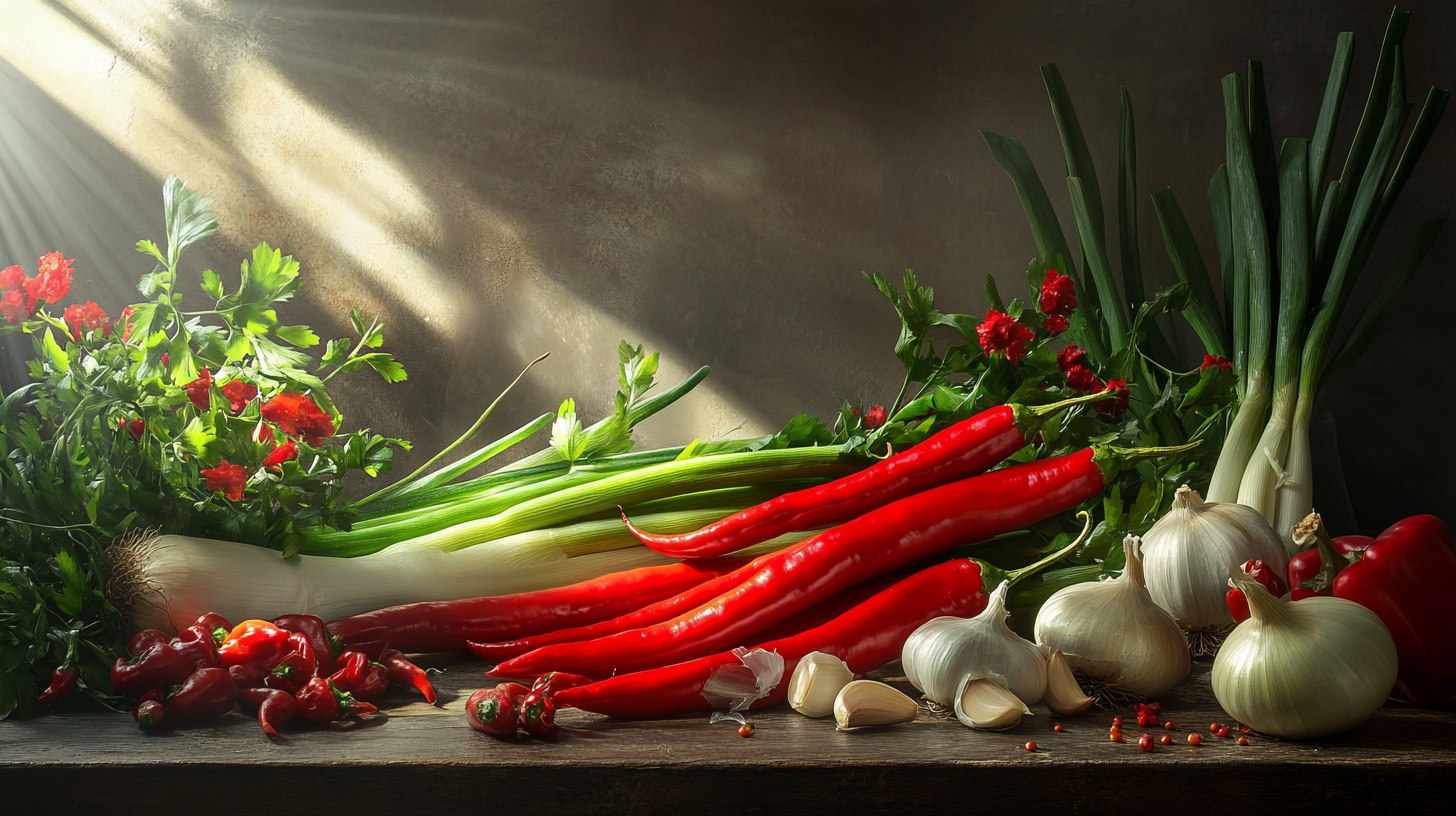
left=465, top=671, right=590, bottom=738
left=113, top=612, right=435, bottom=737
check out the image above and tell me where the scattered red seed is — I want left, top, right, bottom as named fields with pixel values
left=1054, top=723, right=1065, bottom=733
left=1238, top=736, right=1249, bottom=746
left=1110, top=731, right=1125, bottom=743
left=1112, top=716, right=1124, bottom=726
left=1138, top=734, right=1155, bottom=752
left=1160, top=735, right=1173, bottom=745
left=1218, top=726, right=1230, bottom=738
left=1209, top=723, right=1222, bottom=732
left=1145, top=702, right=1162, bottom=715
left=1164, top=721, right=1177, bottom=731
left=1188, top=733, right=1202, bottom=746
left=1025, top=741, right=1038, bottom=752
left=738, top=723, right=755, bottom=738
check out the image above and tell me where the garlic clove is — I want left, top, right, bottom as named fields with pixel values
left=833, top=680, right=920, bottom=730
left=1044, top=650, right=1094, bottom=716
left=953, top=675, right=1032, bottom=730
left=788, top=651, right=855, bottom=718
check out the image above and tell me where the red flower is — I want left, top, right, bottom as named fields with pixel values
left=261, top=392, right=335, bottom=446
left=1066, top=365, right=1103, bottom=394
left=1200, top=354, right=1233, bottom=373
left=127, top=418, right=145, bottom=439
left=0, top=289, right=28, bottom=323
left=184, top=367, right=214, bottom=411
left=1039, top=269, right=1077, bottom=317
left=221, top=380, right=259, bottom=413
left=975, top=309, right=1036, bottom=365
left=0, top=265, right=24, bottom=290
left=262, top=439, right=298, bottom=469
left=117, top=306, right=136, bottom=342
left=200, top=460, right=248, bottom=501
left=863, top=405, right=887, bottom=430
left=1097, top=379, right=1131, bottom=419
left=1056, top=344, right=1088, bottom=374
left=1043, top=314, right=1069, bottom=336
left=63, top=301, right=112, bottom=340
left=24, top=252, right=73, bottom=308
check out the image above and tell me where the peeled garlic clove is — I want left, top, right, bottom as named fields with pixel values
left=953, top=675, right=1031, bottom=730
left=833, top=680, right=919, bottom=730
left=1044, top=650, right=1094, bottom=716
left=788, top=651, right=855, bottom=718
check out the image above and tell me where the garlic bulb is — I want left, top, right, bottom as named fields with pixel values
left=1140, top=486, right=1289, bottom=628
left=1213, top=572, right=1397, bottom=739
left=902, top=581, right=1047, bottom=706
left=1034, top=536, right=1190, bottom=697
left=833, top=680, right=920, bottom=730
left=788, top=652, right=855, bottom=718
left=954, top=676, right=1031, bottom=730
left=1044, top=650, right=1094, bottom=716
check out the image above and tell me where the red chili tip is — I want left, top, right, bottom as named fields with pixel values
left=1024, top=741, right=1038, bottom=752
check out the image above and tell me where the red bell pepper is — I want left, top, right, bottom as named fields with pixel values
left=1286, top=528, right=1369, bottom=600
left=294, top=677, right=376, bottom=723
left=1303, top=514, right=1456, bottom=707
left=217, top=620, right=293, bottom=672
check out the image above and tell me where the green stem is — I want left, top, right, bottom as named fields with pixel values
left=1005, top=511, right=1095, bottom=588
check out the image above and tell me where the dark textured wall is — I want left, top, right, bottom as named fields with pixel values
left=1, top=0, right=1452, bottom=531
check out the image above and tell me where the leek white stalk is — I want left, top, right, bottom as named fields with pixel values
left=902, top=581, right=1048, bottom=706
left=1213, top=572, right=1397, bottom=739
left=1140, top=486, right=1288, bottom=628
left=108, top=510, right=808, bottom=633
left=1034, top=536, right=1190, bottom=697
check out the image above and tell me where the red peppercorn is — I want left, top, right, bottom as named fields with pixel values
left=1138, top=734, right=1155, bottom=752
left=1238, top=736, right=1249, bottom=746
left=1110, top=731, right=1125, bottom=743
left=1025, top=741, right=1037, bottom=752
left=1160, top=735, right=1173, bottom=745
left=1053, top=723, right=1065, bottom=733
left=1218, top=726, right=1230, bottom=737
left=1210, top=722, right=1221, bottom=732
left=1164, top=721, right=1177, bottom=731
left=738, top=722, right=755, bottom=738
left=1188, top=733, right=1202, bottom=746
left=1112, top=716, right=1124, bottom=726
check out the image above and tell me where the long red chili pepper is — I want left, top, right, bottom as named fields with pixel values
left=498, top=443, right=1189, bottom=681
left=468, top=551, right=784, bottom=662
left=555, top=558, right=988, bottom=717
left=326, top=557, right=750, bottom=653
left=621, top=391, right=1111, bottom=559
left=380, top=648, right=437, bottom=704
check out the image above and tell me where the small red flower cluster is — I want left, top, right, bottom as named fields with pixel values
left=221, top=380, right=258, bottom=413
left=63, top=301, right=113, bottom=340
left=262, top=392, right=335, bottom=447
left=1037, top=269, right=1077, bottom=336
left=1, top=252, right=74, bottom=323
left=184, top=367, right=216, bottom=411
left=1200, top=354, right=1233, bottom=372
left=199, top=461, right=248, bottom=501
left=976, top=309, right=1035, bottom=365
left=1056, top=344, right=1130, bottom=418
left=862, top=404, right=887, bottom=430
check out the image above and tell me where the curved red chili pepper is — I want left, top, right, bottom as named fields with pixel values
left=379, top=649, right=437, bottom=704
left=330, top=651, right=390, bottom=701
left=327, top=557, right=750, bottom=653
left=554, top=558, right=987, bottom=717
left=111, top=642, right=195, bottom=696
left=239, top=687, right=298, bottom=738
left=36, top=668, right=77, bottom=706
left=498, top=444, right=1186, bottom=680
left=273, top=614, right=338, bottom=676
left=164, top=667, right=238, bottom=722
left=621, top=393, right=1108, bottom=559
left=468, top=552, right=781, bottom=662
left=127, top=629, right=169, bottom=656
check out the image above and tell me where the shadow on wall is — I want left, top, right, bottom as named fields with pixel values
left=1, top=0, right=1452, bottom=526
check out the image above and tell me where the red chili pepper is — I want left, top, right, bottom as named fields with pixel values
left=327, top=557, right=750, bottom=653
left=132, top=687, right=167, bottom=722
left=164, top=667, right=237, bottom=722
left=238, top=687, right=298, bottom=738
left=379, top=649, right=437, bottom=704
left=1285, top=531, right=1368, bottom=600
left=554, top=558, right=988, bottom=717
left=265, top=652, right=316, bottom=696
left=1313, top=515, right=1456, bottom=706
left=465, top=682, right=528, bottom=736
left=622, top=394, right=1108, bottom=559
left=228, top=663, right=267, bottom=689
left=273, top=614, right=338, bottom=676
left=180, top=613, right=233, bottom=649
left=1225, top=559, right=1288, bottom=623
left=136, top=700, right=167, bottom=732
left=469, top=552, right=781, bottom=662
left=502, top=443, right=1185, bottom=680
left=127, top=629, right=169, bottom=656
left=217, top=620, right=293, bottom=672
left=36, top=668, right=77, bottom=706
left=169, top=631, right=221, bottom=671
left=330, top=651, right=391, bottom=701
left=294, top=677, right=374, bottom=723
left=111, top=642, right=196, bottom=696
left=518, top=682, right=557, bottom=736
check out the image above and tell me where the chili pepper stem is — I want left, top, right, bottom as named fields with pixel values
left=1007, top=511, right=1094, bottom=588
left=1013, top=390, right=1128, bottom=439
left=1091, top=441, right=1202, bottom=483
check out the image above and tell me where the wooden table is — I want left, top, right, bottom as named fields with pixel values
left=3, top=657, right=1453, bottom=815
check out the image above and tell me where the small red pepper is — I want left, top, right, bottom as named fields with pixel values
left=228, top=663, right=267, bottom=689
left=1225, top=559, right=1288, bottom=623
left=265, top=652, right=316, bottom=695
left=217, top=620, right=293, bottom=672
left=518, top=682, right=557, bottom=736
left=127, top=629, right=169, bottom=656
left=170, top=630, right=221, bottom=671
left=164, top=667, right=238, bottom=722
left=1135, top=703, right=1161, bottom=729
left=132, top=686, right=167, bottom=722
left=273, top=614, right=339, bottom=676
left=136, top=700, right=168, bottom=732
left=239, top=687, right=298, bottom=738
left=111, top=642, right=195, bottom=696
left=379, top=649, right=437, bottom=704
left=330, top=651, right=390, bottom=701
left=1286, top=530, right=1368, bottom=600
left=36, top=668, right=77, bottom=706
left=465, top=682, right=529, bottom=736
left=294, top=677, right=375, bottom=723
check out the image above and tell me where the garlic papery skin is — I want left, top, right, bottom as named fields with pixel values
left=1140, top=486, right=1289, bottom=628
left=833, top=680, right=920, bottom=730
left=1034, top=536, right=1190, bottom=697
left=954, top=675, right=1032, bottom=730
left=1212, top=573, right=1397, bottom=739
left=1044, top=650, right=1094, bottom=716
left=788, top=652, right=854, bottom=718
left=902, top=580, right=1048, bottom=707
